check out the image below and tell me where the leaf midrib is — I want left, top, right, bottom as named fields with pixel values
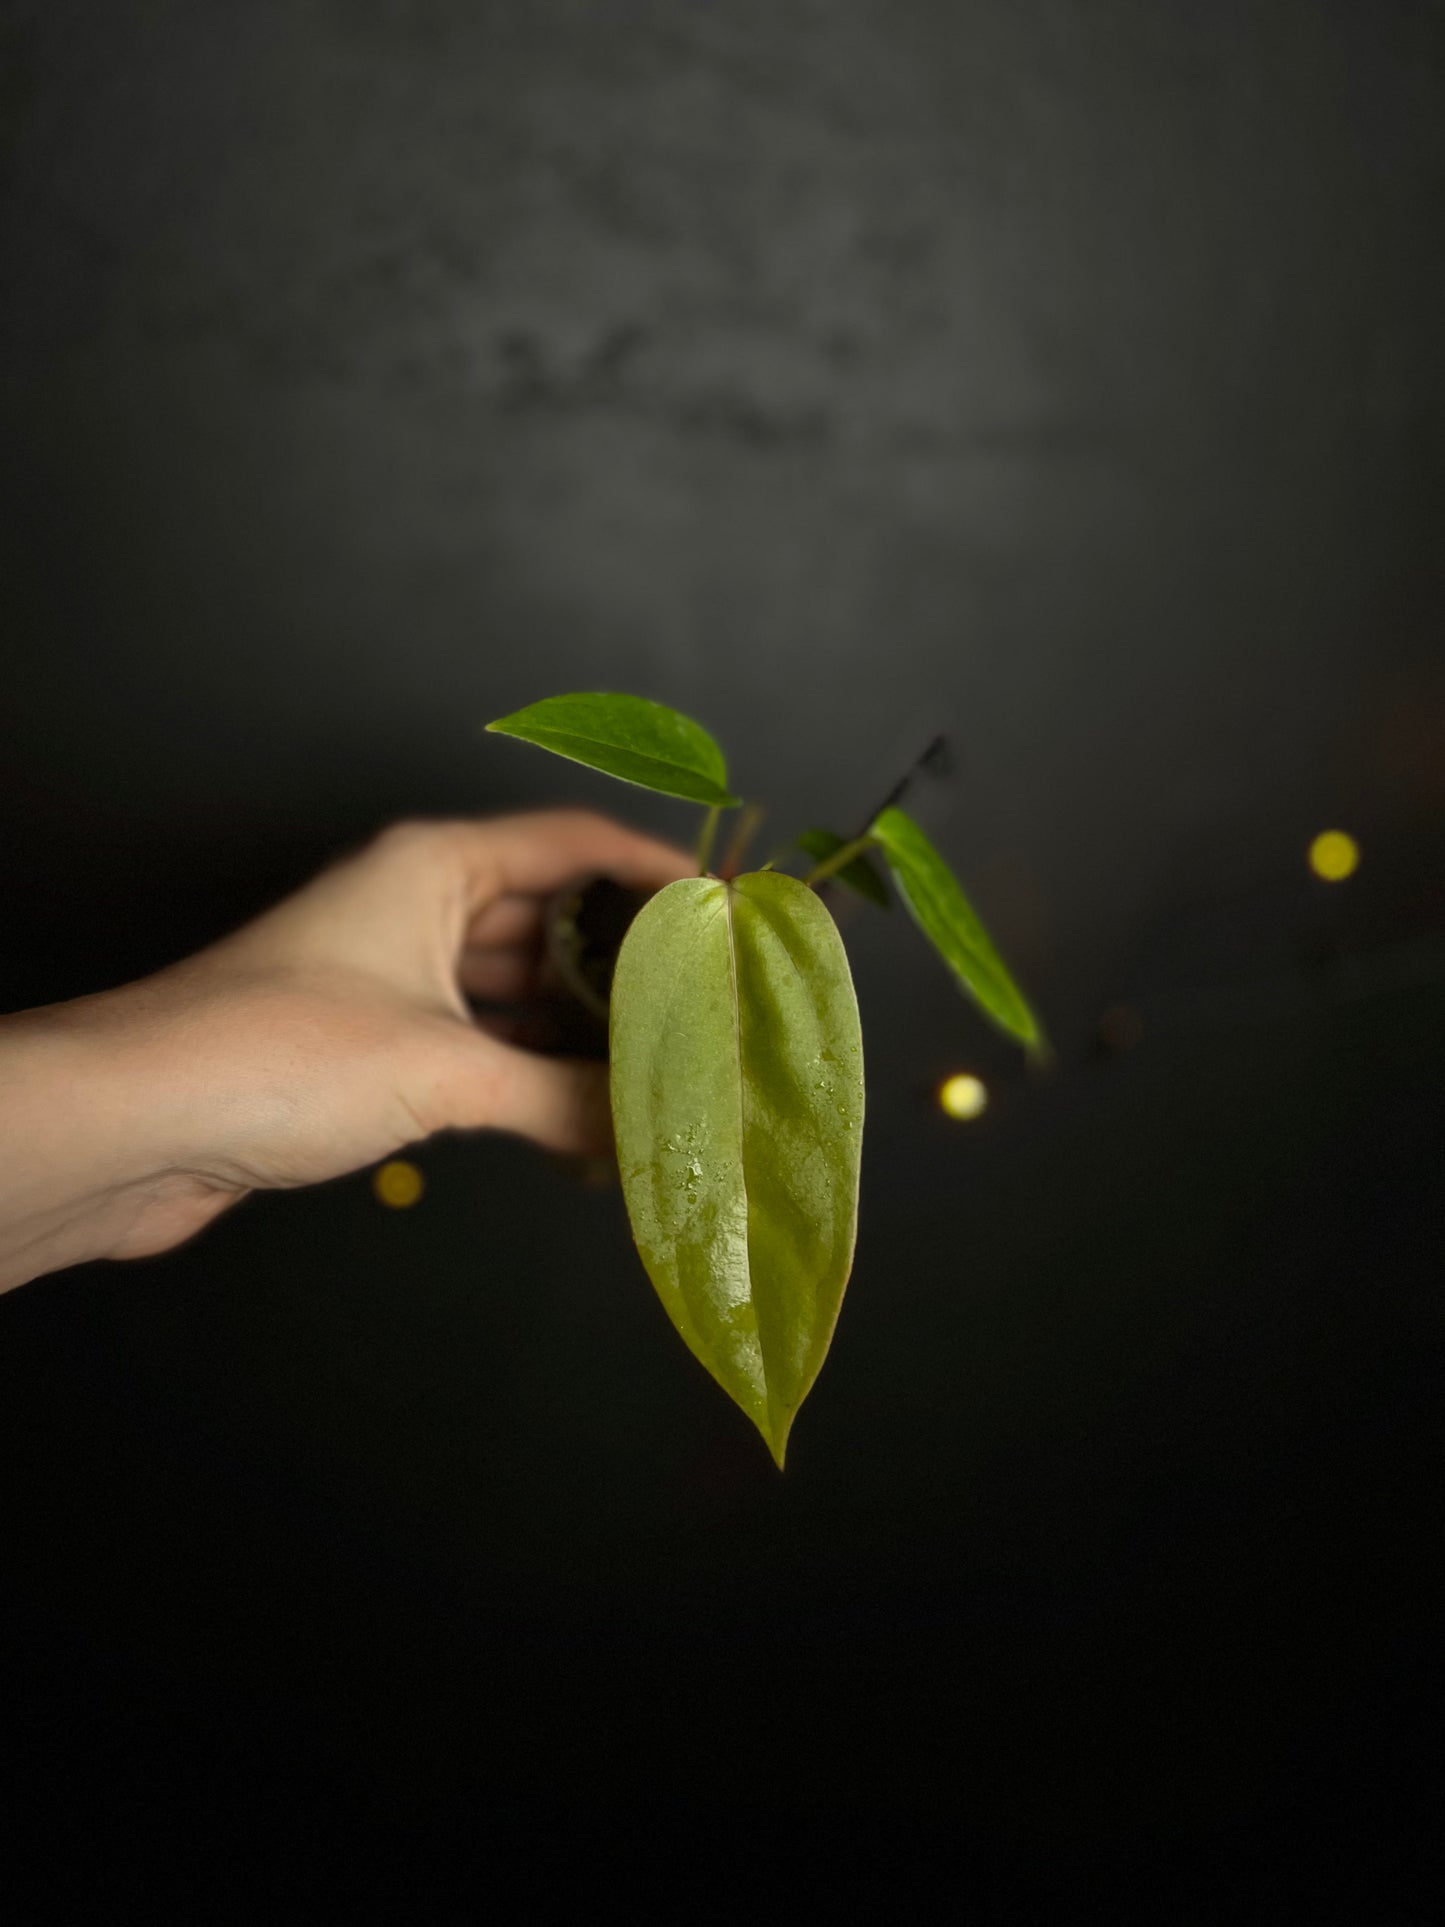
left=518, top=725, right=723, bottom=793
left=722, top=879, right=763, bottom=1425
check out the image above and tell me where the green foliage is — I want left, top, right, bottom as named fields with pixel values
left=486, top=692, right=738, bottom=807
left=486, top=693, right=1041, bottom=1462
left=869, top=806, right=1042, bottom=1048
left=609, top=873, right=864, bottom=1467
left=797, top=828, right=892, bottom=909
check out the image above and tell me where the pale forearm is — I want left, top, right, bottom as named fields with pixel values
left=0, top=990, right=239, bottom=1294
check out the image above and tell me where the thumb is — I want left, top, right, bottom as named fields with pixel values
left=419, top=1023, right=613, bottom=1157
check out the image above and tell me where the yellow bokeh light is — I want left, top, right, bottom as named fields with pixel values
left=373, top=1159, right=425, bottom=1208
left=938, top=1073, right=989, bottom=1121
left=1308, top=830, right=1360, bottom=882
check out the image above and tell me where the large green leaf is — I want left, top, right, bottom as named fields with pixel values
left=797, top=828, right=892, bottom=909
left=609, top=871, right=864, bottom=1466
left=486, top=692, right=738, bottom=807
left=870, top=805, right=1042, bottom=1048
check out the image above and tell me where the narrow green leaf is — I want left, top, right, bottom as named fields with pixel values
left=870, top=805, right=1042, bottom=1048
left=797, top=828, right=892, bottom=909
left=486, top=692, right=738, bottom=807
left=609, top=871, right=864, bottom=1466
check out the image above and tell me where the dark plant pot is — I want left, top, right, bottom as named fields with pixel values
left=542, top=875, right=655, bottom=1056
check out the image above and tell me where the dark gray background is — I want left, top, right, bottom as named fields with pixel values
left=3, top=0, right=1443, bottom=1899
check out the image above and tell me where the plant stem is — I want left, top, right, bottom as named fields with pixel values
left=720, top=803, right=764, bottom=879
left=804, top=831, right=878, bottom=889
left=696, top=805, right=720, bottom=875
left=852, top=732, right=950, bottom=839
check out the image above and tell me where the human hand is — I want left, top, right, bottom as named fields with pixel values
left=0, top=813, right=692, bottom=1290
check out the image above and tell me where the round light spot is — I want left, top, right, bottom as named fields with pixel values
left=373, top=1159, right=425, bottom=1208
left=938, top=1073, right=989, bottom=1121
left=1309, top=830, right=1360, bottom=882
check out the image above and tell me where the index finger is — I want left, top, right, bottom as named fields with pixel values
left=455, top=809, right=695, bottom=909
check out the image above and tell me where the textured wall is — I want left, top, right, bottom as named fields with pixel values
left=5, top=2, right=1442, bottom=1006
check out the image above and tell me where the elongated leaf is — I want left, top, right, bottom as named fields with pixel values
left=486, top=692, right=738, bottom=807
left=870, top=805, right=1042, bottom=1048
left=610, top=871, right=864, bottom=1466
left=797, top=828, right=892, bottom=909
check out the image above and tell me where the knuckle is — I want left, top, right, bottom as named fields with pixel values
left=371, top=817, right=479, bottom=873
left=372, top=817, right=439, bottom=852
left=553, top=806, right=609, bottom=835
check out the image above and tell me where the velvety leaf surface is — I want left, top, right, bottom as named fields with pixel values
left=486, top=692, right=737, bottom=806
left=870, top=806, right=1042, bottom=1048
left=609, top=871, right=864, bottom=1465
left=797, top=828, right=892, bottom=908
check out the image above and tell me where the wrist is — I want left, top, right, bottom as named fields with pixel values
left=0, top=986, right=220, bottom=1292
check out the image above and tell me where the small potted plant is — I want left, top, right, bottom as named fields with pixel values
left=488, top=693, right=1041, bottom=1465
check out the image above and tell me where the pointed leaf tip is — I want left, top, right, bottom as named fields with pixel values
left=869, top=806, right=1042, bottom=1048
left=486, top=692, right=738, bottom=807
